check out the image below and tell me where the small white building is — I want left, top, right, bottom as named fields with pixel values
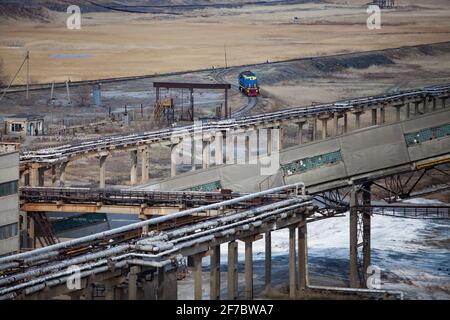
left=4, top=115, right=44, bottom=137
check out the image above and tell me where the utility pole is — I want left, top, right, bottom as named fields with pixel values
left=224, top=44, right=228, bottom=69
left=0, top=50, right=30, bottom=102
left=26, top=51, right=30, bottom=100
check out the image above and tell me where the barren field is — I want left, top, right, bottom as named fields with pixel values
left=1, top=0, right=450, bottom=84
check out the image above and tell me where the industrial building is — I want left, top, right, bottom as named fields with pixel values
left=4, top=115, right=45, bottom=137
left=0, top=149, right=20, bottom=257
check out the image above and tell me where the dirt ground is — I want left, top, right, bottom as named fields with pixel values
left=1, top=0, right=450, bottom=84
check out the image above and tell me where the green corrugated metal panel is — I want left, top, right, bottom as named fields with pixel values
left=281, top=150, right=343, bottom=176
left=405, top=123, right=450, bottom=147
left=189, top=180, right=222, bottom=192
left=52, top=213, right=108, bottom=233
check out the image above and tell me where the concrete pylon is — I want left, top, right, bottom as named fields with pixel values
left=226, top=131, right=235, bottom=164
left=267, top=128, right=272, bottom=156
left=210, top=245, right=221, bottom=300
left=343, top=113, right=348, bottom=134
left=298, top=121, right=306, bottom=144
left=289, top=226, right=297, bottom=299
left=59, top=162, right=68, bottom=187
left=99, top=153, right=108, bottom=188
left=371, top=109, right=377, bottom=126
left=354, top=112, right=362, bottom=129
left=29, top=164, right=41, bottom=187
left=51, top=166, right=57, bottom=186
left=244, top=240, right=253, bottom=300
left=130, top=150, right=138, bottom=185
left=215, top=131, right=223, bottom=165
left=395, top=105, right=402, bottom=122
left=140, top=146, right=150, bottom=184
left=264, top=232, right=272, bottom=291
left=202, top=138, right=211, bottom=169
left=380, top=107, right=386, bottom=124
left=193, top=253, right=203, bottom=300
left=227, top=241, right=238, bottom=300
left=171, top=144, right=177, bottom=177
left=298, top=219, right=308, bottom=291
left=349, top=187, right=359, bottom=288
left=321, top=119, right=328, bottom=140
left=333, top=114, right=339, bottom=137
left=128, top=266, right=140, bottom=300
left=362, top=183, right=372, bottom=286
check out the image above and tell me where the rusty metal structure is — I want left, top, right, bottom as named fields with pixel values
left=153, top=82, right=231, bottom=121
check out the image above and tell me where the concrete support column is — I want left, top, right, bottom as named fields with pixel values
left=30, top=164, right=40, bottom=187
left=38, top=167, right=45, bottom=187
left=191, top=135, right=197, bottom=171
left=244, top=240, right=253, bottom=300
left=321, top=119, right=328, bottom=140
left=311, top=118, right=317, bottom=141
left=59, top=162, right=68, bottom=187
left=371, top=109, right=377, bottom=126
left=354, top=112, right=362, bottom=129
left=226, top=131, right=235, bottom=164
left=362, top=183, right=372, bottom=286
left=380, top=107, right=386, bottom=124
left=423, top=97, right=428, bottom=113
left=343, top=113, right=348, bottom=134
left=441, top=97, right=447, bottom=109
left=210, top=245, right=221, bottom=300
left=227, top=241, right=238, bottom=300
left=243, top=134, right=250, bottom=163
left=157, top=268, right=167, bottom=300
left=171, top=144, right=177, bottom=177
left=297, top=122, right=305, bottom=144
left=333, top=114, right=339, bottom=137
left=28, top=215, right=35, bottom=249
left=104, top=283, right=115, bottom=300
left=99, top=154, right=108, bottom=188
left=267, top=128, right=272, bottom=156
left=202, top=139, right=211, bottom=169
left=289, top=227, right=297, bottom=299
left=298, top=221, right=308, bottom=291
left=128, top=266, right=140, bottom=300
left=432, top=97, right=437, bottom=111
left=23, top=173, right=30, bottom=186
left=141, top=146, right=150, bottom=184
left=278, top=126, right=284, bottom=151
left=414, top=101, right=420, bottom=115
left=215, top=131, right=223, bottom=165
left=194, top=254, right=203, bottom=300
left=130, top=150, right=138, bottom=185
left=395, top=105, right=402, bottom=122
left=264, top=232, right=272, bottom=290
left=349, top=188, right=359, bottom=288
left=51, top=166, right=57, bottom=186
left=406, top=103, right=411, bottom=118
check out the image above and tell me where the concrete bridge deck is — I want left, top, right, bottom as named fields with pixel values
left=138, top=109, right=450, bottom=195
left=19, top=83, right=450, bottom=189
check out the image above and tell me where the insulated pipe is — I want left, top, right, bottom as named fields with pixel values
left=135, top=202, right=310, bottom=259
left=0, top=245, right=130, bottom=287
left=0, top=183, right=306, bottom=265
left=1, top=200, right=310, bottom=295
left=20, top=86, right=450, bottom=163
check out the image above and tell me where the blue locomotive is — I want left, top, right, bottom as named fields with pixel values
left=238, top=71, right=260, bottom=97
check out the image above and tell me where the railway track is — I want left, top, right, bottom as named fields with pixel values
left=211, top=68, right=258, bottom=117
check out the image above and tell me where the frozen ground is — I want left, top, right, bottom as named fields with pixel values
left=177, top=198, right=450, bottom=300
